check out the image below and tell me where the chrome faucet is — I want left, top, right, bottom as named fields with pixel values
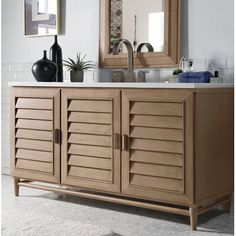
left=112, top=39, right=136, bottom=82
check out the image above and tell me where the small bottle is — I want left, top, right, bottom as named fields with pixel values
left=214, top=71, right=219, bottom=78
left=210, top=70, right=223, bottom=83
left=188, top=60, right=194, bottom=71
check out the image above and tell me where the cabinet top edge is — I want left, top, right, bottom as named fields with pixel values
left=8, top=82, right=234, bottom=89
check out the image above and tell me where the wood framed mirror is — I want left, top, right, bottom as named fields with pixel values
left=99, top=0, right=181, bottom=68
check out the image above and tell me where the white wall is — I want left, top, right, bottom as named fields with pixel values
left=2, top=0, right=234, bottom=67
left=1, top=0, right=234, bottom=173
left=187, top=0, right=234, bottom=69
left=2, top=0, right=99, bottom=64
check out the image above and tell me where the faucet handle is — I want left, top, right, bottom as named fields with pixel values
left=137, top=43, right=154, bottom=53
left=137, top=71, right=149, bottom=82
left=112, top=70, right=124, bottom=82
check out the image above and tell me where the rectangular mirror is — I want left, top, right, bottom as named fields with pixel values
left=24, top=0, right=60, bottom=37
left=100, top=0, right=181, bottom=68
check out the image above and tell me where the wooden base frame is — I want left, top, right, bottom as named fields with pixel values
left=14, top=178, right=20, bottom=197
left=15, top=178, right=231, bottom=230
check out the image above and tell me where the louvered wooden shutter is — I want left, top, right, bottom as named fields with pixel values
left=10, top=88, right=60, bottom=183
left=61, top=89, right=121, bottom=193
left=121, top=90, right=194, bottom=205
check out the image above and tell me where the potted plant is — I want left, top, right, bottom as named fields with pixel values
left=63, top=53, right=95, bottom=82
left=172, top=68, right=183, bottom=76
left=168, top=68, right=183, bottom=83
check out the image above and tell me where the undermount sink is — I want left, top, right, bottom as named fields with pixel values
left=112, top=70, right=149, bottom=83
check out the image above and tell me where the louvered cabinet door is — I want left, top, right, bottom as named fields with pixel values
left=61, top=89, right=121, bottom=193
left=10, top=88, right=60, bottom=183
left=122, top=90, right=194, bottom=205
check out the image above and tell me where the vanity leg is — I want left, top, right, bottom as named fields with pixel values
left=14, top=178, right=19, bottom=197
left=224, top=195, right=232, bottom=213
left=190, top=206, right=198, bottom=230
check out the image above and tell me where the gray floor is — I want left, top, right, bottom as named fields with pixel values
left=2, top=175, right=234, bottom=236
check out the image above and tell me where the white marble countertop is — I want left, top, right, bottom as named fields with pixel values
left=8, top=82, right=234, bottom=89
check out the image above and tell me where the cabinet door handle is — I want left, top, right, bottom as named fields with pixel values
left=113, top=133, right=120, bottom=150
left=122, top=135, right=128, bottom=151
left=54, top=129, right=61, bottom=144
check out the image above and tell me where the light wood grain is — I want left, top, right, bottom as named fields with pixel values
left=16, top=138, right=52, bottom=152
left=16, top=149, right=53, bottom=163
left=16, top=159, right=53, bottom=173
left=68, top=144, right=111, bottom=158
left=18, top=182, right=190, bottom=216
left=68, top=133, right=111, bottom=147
left=190, top=206, right=198, bottom=230
left=122, top=90, right=193, bottom=204
left=68, top=155, right=111, bottom=170
left=10, top=87, right=234, bottom=231
left=68, top=123, right=111, bottom=136
left=122, top=89, right=195, bottom=101
left=69, top=166, right=111, bottom=182
left=131, top=115, right=183, bottom=129
left=195, top=92, right=234, bottom=202
left=68, top=112, right=111, bottom=124
left=130, top=162, right=183, bottom=179
left=130, top=138, right=183, bottom=154
left=16, top=109, right=52, bottom=120
left=99, top=0, right=181, bottom=68
left=130, top=126, right=183, bottom=142
left=68, top=100, right=111, bottom=113
left=130, top=102, right=182, bottom=116
left=52, top=88, right=61, bottom=181
left=16, top=119, right=53, bottom=131
left=130, top=150, right=183, bottom=167
left=16, top=98, right=52, bottom=110
left=130, top=174, right=182, bottom=192
left=14, top=178, right=19, bottom=197
left=10, top=87, right=61, bottom=183
left=16, top=129, right=53, bottom=141
left=61, top=89, right=121, bottom=193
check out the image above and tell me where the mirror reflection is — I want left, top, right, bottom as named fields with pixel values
left=24, top=0, right=59, bottom=36
left=110, top=0, right=165, bottom=53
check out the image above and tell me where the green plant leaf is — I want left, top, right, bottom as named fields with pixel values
left=68, top=58, right=76, bottom=66
left=63, top=52, right=96, bottom=72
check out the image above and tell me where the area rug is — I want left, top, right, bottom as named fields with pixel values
left=2, top=208, right=113, bottom=236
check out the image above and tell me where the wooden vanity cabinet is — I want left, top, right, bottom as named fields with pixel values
left=10, top=86, right=233, bottom=230
left=10, top=88, right=61, bottom=184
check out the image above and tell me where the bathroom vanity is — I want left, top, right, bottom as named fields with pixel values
left=9, top=82, right=233, bottom=230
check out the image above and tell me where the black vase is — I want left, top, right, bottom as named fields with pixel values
left=50, top=35, right=63, bottom=82
left=32, top=50, right=57, bottom=82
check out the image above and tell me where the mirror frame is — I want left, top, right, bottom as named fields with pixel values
left=99, top=0, right=181, bottom=68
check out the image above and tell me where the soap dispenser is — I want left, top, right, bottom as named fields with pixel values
left=210, top=70, right=223, bottom=83
left=188, top=59, right=194, bottom=71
